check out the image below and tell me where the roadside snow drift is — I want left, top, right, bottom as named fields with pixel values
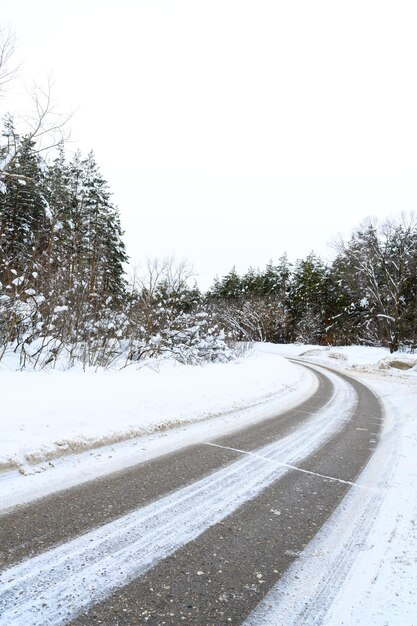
left=0, top=351, right=303, bottom=474
left=259, top=342, right=417, bottom=379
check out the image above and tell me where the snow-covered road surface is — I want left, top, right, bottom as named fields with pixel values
left=245, top=373, right=417, bottom=626
left=0, top=363, right=381, bottom=625
left=1, top=347, right=415, bottom=625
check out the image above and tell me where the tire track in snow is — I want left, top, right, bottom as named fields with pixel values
left=0, top=367, right=355, bottom=626
left=243, top=379, right=398, bottom=626
left=72, top=365, right=381, bottom=626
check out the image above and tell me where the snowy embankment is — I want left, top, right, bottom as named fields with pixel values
left=258, top=341, right=417, bottom=378
left=0, top=350, right=314, bottom=510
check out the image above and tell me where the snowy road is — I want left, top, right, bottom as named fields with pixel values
left=0, top=362, right=382, bottom=625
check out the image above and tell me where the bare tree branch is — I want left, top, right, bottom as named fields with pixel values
left=20, top=79, right=73, bottom=150
left=0, top=78, right=73, bottom=180
left=0, top=26, right=18, bottom=93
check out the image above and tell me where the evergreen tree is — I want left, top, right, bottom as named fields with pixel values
left=0, top=119, right=48, bottom=292
left=288, top=253, right=330, bottom=343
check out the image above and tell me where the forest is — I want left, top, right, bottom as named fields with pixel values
left=1, top=30, right=416, bottom=369
left=1, top=113, right=416, bottom=370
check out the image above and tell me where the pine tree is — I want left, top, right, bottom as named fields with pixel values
left=289, top=252, right=330, bottom=343
left=0, top=119, right=48, bottom=292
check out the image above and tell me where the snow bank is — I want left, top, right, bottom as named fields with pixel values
left=0, top=351, right=304, bottom=475
left=257, top=343, right=417, bottom=378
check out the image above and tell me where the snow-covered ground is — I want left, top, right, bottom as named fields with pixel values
left=0, top=351, right=304, bottom=472
left=0, top=350, right=315, bottom=511
left=257, top=341, right=417, bottom=378
left=1, top=343, right=416, bottom=625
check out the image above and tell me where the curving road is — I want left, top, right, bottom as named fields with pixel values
left=0, top=361, right=382, bottom=626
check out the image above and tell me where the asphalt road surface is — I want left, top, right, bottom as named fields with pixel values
left=0, top=361, right=382, bottom=626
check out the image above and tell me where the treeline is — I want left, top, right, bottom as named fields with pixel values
left=1, top=120, right=416, bottom=369
left=208, top=216, right=417, bottom=353
left=0, top=117, right=230, bottom=368
left=1, top=27, right=417, bottom=369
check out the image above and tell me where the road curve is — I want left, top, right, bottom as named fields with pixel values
left=0, top=361, right=382, bottom=626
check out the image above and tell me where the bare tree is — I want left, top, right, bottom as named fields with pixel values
left=22, top=80, right=72, bottom=152
left=0, top=25, right=72, bottom=181
left=0, top=79, right=73, bottom=186
left=0, top=26, right=18, bottom=94
left=133, top=256, right=193, bottom=303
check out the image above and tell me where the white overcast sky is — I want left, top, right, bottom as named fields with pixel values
left=2, top=0, right=417, bottom=288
